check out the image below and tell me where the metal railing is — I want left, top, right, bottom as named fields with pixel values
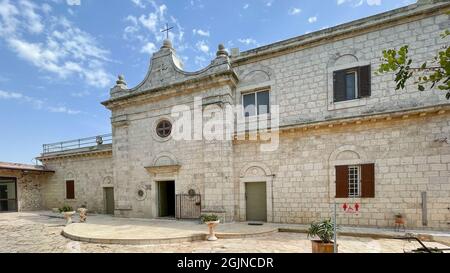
left=42, top=134, right=112, bottom=155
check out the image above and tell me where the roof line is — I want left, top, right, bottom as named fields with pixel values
left=0, top=162, right=55, bottom=173
left=233, top=2, right=450, bottom=63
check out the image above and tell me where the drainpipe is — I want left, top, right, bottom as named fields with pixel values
left=421, top=192, right=428, bottom=226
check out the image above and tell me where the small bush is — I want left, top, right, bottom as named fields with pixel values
left=58, top=205, right=73, bottom=213
left=201, top=214, right=219, bottom=223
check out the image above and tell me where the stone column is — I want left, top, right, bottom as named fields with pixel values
left=201, top=97, right=235, bottom=222
left=111, top=115, right=133, bottom=216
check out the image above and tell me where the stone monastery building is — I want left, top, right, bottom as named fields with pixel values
left=1, top=0, right=449, bottom=230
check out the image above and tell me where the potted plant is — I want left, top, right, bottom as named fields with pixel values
left=59, top=205, right=76, bottom=225
left=395, top=213, right=405, bottom=224
left=201, top=214, right=220, bottom=241
left=307, top=218, right=336, bottom=253
left=394, top=213, right=406, bottom=231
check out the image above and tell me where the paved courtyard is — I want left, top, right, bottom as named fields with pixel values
left=0, top=212, right=448, bottom=253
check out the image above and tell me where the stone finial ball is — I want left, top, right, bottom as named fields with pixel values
left=116, top=74, right=127, bottom=86
left=163, top=39, right=172, bottom=48
left=216, top=44, right=229, bottom=57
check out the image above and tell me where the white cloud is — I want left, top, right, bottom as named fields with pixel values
left=0, top=1, right=114, bottom=88
left=141, top=42, right=157, bottom=55
left=0, top=90, right=23, bottom=100
left=0, top=0, right=20, bottom=36
left=7, top=38, right=62, bottom=75
left=20, top=0, right=44, bottom=34
left=66, top=0, right=81, bottom=6
left=123, top=2, right=185, bottom=56
left=0, top=90, right=80, bottom=114
left=131, top=0, right=145, bottom=8
left=288, top=8, right=302, bottom=15
left=48, top=106, right=80, bottom=115
left=42, top=3, right=52, bottom=14
left=193, top=28, right=210, bottom=37
left=196, top=40, right=209, bottom=54
left=139, top=13, right=158, bottom=32
left=125, top=15, right=138, bottom=25
left=0, top=90, right=43, bottom=110
left=189, top=0, right=204, bottom=9
left=337, top=0, right=381, bottom=6
left=308, top=16, right=317, bottom=23
left=243, top=4, right=249, bottom=9
left=367, top=0, right=381, bottom=6
left=70, top=90, right=90, bottom=97
left=84, top=68, right=111, bottom=89
left=238, top=38, right=258, bottom=46
left=194, top=55, right=207, bottom=67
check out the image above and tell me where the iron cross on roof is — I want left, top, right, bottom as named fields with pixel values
left=161, top=23, right=174, bottom=40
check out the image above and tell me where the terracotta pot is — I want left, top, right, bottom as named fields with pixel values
left=311, top=240, right=336, bottom=253
left=395, top=217, right=405, bottom=225
left=205, top=220, right=220, bottom=241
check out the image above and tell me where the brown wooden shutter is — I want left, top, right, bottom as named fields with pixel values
left=361, top=164, right=375, bottom=198
left=335, top=165, right=349, bottom=198
left=358, top=65, right=371, bottom=98
left=66, top=180, right=75, bottom=199
left=333, top=70, right=347, bottom=102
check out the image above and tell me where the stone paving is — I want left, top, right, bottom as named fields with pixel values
left=62, top=214, right=279, bottom=244
left=0, top=212, right=448, bottom=253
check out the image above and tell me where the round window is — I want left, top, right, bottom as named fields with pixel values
left=156, top=120, right=172, bottom=138
left=137, top=190, right=145, bottom=197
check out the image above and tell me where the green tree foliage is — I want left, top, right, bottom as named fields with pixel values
left=378, top=29, right=450, bottom=99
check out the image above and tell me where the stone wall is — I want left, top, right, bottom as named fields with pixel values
left=35, top=3, right=449, bottom=230
left=233, top=11, right=449, bottom=126
left=0, top=169, right=49, bottom=211
left=40, top=153, right=113, bottom=213
left=110, top=84, right=236, bottom=220
left=233, top=112, right=450, bottom=230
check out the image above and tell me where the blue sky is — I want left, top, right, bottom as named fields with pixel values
left=0, top=0, right=416, bottom=164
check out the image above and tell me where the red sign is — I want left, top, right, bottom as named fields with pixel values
left=343, top=203, right=360, bottom=214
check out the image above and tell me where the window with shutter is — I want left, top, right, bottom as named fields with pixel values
left=361, top=164, right=375, bottom=198
left=66, top=180, right=75, bottom=200
left=335, top=165, right=349, bottom=198
left=358, top=65, right=371, bottom=98
left=335, top=164, right=375, bottom=198
left=333, top=65, right=371, bottom=102
left=333, top=70, right=347, bottom=102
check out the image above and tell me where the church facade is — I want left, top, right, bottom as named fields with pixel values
left=3, top=0, right=449, bottom=230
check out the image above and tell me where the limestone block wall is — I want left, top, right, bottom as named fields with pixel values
left=233, top=113, right=450, bottom=230
left=40, top=154, right=113, bottom=213
left=110, top=85, right=236, bottom=220
left=233, top=12, right=449, bottom=126
left=0, top=169, right=48, bottom=211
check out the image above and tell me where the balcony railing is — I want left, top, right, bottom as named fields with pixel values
left=42, top=134, right=112, bottom=155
